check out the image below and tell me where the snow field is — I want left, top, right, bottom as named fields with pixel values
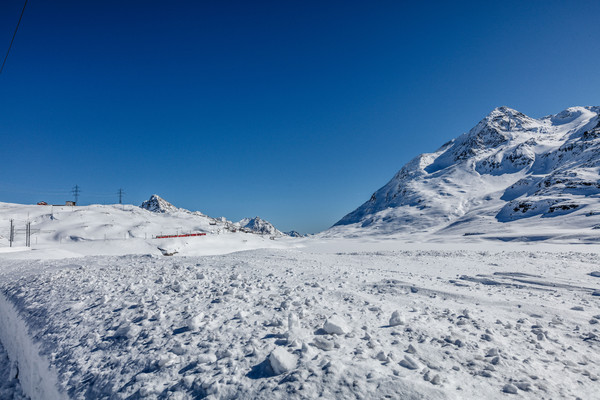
left=1, top=247, right=599, bottom=399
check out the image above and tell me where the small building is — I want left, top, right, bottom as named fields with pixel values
left=66, top=201, right=76, bottom=206
left=37, top=201, right=48, bottom=205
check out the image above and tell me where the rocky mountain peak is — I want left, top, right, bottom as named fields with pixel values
left=476, top=106, right=539, bottom=135
left=140, top=195, right=180, bottom=213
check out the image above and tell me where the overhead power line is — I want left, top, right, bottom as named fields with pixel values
left=0, top=0, right=28, bottom=75
left=0, top=187, right=70, bottom=196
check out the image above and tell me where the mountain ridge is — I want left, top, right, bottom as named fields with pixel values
left=236, top=217, right=284, bottom=236
left=139, top=195, right=295, bottom=237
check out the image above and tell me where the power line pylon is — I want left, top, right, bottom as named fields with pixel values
left=72, top=184, right=81, bottom=204
left=118, top=188, right=125, bottom=204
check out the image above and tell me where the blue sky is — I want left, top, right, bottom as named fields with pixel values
left=1, top=0, right=599, bottom=233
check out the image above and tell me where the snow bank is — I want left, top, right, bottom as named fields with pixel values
left=0, top=293, right=62, bottom=399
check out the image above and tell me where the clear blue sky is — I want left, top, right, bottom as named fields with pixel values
left=1, top=0, right=599, bottom=233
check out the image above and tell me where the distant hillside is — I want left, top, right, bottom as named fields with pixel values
left=0, top=196, right=301, bottom=257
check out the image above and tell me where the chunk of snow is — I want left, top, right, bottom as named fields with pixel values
left=312, top=337, right=334, bottom=351
left=399, top=355, right=419, bottom=370
left=114, top=323, right=141, bottom=340
left=269, top=347, right=297, bottom=375
left=288, top=312, right=300, bottom=331
left=502, top=384, right=518, bottom=394
left=389, top=310, right=404, bottom=326
left=323, top=316, right=350, bottom=335
left=197, top=353, right=217, bottom=364
left=188, top=314, right=204, bottom=331
left=234, top=310, right=247, bottom=320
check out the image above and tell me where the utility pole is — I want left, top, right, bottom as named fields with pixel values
left=9, top=219, right=14, bottom=247
left=25, top=221, right=31, bottom=247
left=118, top=188, right=125, bottom=204
left=72, top=184, right=81, bottom=204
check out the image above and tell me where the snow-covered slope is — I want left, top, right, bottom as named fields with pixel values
left=0, top=198, right=298, bottom=259
left=329, top=106, right=600, bottom=242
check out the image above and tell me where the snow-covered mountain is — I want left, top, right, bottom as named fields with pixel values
left=140, top=194, right=183, bottom=213
left=236, top=217, right=284, bottom=236
left=329, top=106, right=600, bottom=241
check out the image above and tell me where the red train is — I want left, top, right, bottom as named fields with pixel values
left=155, top=233, right=207, bottom=239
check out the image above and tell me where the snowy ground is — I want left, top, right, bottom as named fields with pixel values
left=1, top=240, right=599, bottom=399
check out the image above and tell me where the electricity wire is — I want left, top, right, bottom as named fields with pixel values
left=0, top=0, right=28, bottom=75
